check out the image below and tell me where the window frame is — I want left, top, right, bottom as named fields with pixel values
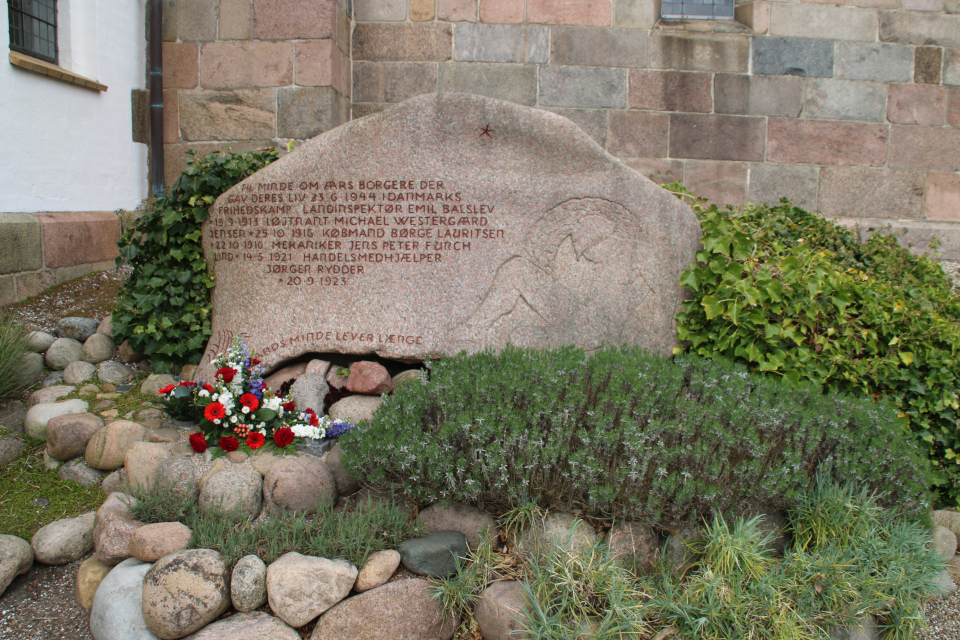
left=8, top=0, right=59, bottom=65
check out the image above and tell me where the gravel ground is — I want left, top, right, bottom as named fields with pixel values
left=0, top=556, right=92, bottom=640
left=3, top=265, right=960, bottom=640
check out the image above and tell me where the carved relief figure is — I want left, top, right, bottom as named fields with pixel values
left=455, top=198, right=658, bottom=352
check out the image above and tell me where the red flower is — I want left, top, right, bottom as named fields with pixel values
left=204, top=402, right=226, bottom=421
left=309, top=413, right=320, bottom=427
left=158, top=385, right=175, bottom=395
left=274, top=427, right=294, bottom=448
left=179, top=381, right=197, bottom=388
left=239, top=393, right=260, bottom=411
left=250, top=359, right=261, bottom=366
left=246, top=432, right=265, bottom=449
left=216, top=367, right=237, bottom=383
left=219, top=436, right=239, bottom=452
left=189, top=432, right=208, bottom=453
left=281, top=401, right=295, bottom=412
left=203, top=384, right=215, bottom=393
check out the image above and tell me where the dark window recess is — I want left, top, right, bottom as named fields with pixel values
left=8, top=0, right=58, bottom=64
left=662, top=0, right=734, bottom=20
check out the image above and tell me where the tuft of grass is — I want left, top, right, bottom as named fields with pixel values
left=520, top=542, right=651, bottom=639
left=692, top=514, right=775, bottom=581
left=131, top=483, right=425, bottom=567
left=0, top=313, right=30, bottom=399
left=0, top=440, right=105, bottom=540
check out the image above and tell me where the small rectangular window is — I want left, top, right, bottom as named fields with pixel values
left=661, top=0, right=735, bottom=20
left=8, top=0, right=58, bottom=64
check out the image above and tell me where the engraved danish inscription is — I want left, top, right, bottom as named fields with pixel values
left=210, top=178, right=505, bottom=289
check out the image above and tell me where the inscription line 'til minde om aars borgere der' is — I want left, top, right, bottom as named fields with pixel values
left=210, top=179, right=505, bottom=288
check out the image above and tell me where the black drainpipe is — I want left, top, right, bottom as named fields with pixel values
left=149, top=0, right=165, bottom=197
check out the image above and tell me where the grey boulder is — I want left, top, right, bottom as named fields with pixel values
left=0, top=534, right=33, bottom=596
left=56, top=316, right=100, bottom=342
left=398, top=531, right=469, bottom=578
left=24, top=399, right=89, bottom=440
left=31, top=511, right=96, bottom=565
left=89, top=557, right=158, bottom=640
left=232, top=554, right=268, bottom=612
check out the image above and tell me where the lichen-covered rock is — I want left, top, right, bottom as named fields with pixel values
left=0, top=534, right=33, bottom=596
left=262, top=456, right=336, bottom=515
left=46, top=412, right=104, bottom=461
left=128, top=523, right=193, bottom=563
left=354, top=549, right=400, bottom=592
left=83, top=333, right=117, bottom=364
left=24, top=399, right=89, bottom=440
left=199, top=464, right=263, bottom=521
left=310, top=578, right=458, bottom=640
left=516, top=512, right=598, bottom=559
left=419, top=501, right=497, bottom=549
left=85, top=420, right=147, bottom=471
left=76, top=554, right=113, bottom=610
left=45, top=337, right=84, bottom=370
left=142, top=549, right=231, bottom=639
left=231, top=554, right=268, bottom=612
left=56, top=317, right=99, bottom=342
left=181, top=612, right=299, bottom=640
left=474, top=580, right=530, bottom=640
left=63, top=360, right=97, bottom=384
left=266, top=552, right=358, bottom=627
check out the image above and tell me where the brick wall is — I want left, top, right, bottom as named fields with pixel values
left=164, top=0, right=960, bottom=258
left=159, top=0, right=352, bottom=186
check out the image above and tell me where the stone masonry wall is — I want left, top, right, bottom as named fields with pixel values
left=159, top=0, right=352, bottom=187
left=0, top=212, right=121, bottom=306
left=163, top=0, right=960, bottom=259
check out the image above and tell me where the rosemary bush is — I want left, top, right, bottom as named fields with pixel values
left=130, top=483, right=423, bottom=567
left=341, top=347, right=929, bottom=525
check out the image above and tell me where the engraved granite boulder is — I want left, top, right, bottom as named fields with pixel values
left=198, top=93, right=701, bottom=380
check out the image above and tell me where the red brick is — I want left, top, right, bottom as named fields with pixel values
left=353, top=23, right=453, bottom=62
left=767, top=119, right=888, bottom=167
left=162, top=42, right=198, bottom=89
left=608, top=111, right=669, bottom=157
left=480, top=0, right=524, bottom=23
left=37, top=212, right=120, bottom=269
left=819, top=167, right=924, bottom=219
left=925, top=173, right=960, bottom=222
left=683, top=161, right=749, bottom=207
left=527, top=0, right=610, bottom=26
left=200, top=41, right=293, bottom=89
left=219, top=0, right=253, bottom=40
left=887, top=84, right=946, bottom=125
left=439, top=0, right=478, bottom=21
left=669, top=114, right=766, bottom=162
left=295, top=40, right=334, bottom=88
left=253, top=0, right=335, bottom=39
left=163, top=89, right=179, bottom=144
left=411, top=0, right=437, bottom=20
left=622, top=158, right=684, bottom=184
left=629, top=70, right=712, bottom=113
left=889, top=126, right=960, bottom=171
left=949, top=88, right=960, bottom=127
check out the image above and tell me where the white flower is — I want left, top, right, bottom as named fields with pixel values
left=241, top=406, right=250, bottom=414
left=230, top=416, right=237, bottom=424
left=214, top=419, right=221, bottom=425
left=198, top=389, right=210, bottom=398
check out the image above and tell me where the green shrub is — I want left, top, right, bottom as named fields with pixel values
left=0, top=313, right=29, bottom=398
left=668, top=185, right=960, bottom=505
left=341, top=346, right=929, bottom=526
left=112, top=148, right=278, bottom=372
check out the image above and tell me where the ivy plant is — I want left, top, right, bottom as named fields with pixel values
left=113, top=148, right=279, bottom=372
left=667, top=184, right=960, bottom=506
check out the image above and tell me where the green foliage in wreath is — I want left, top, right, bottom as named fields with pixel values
left=113, top=148, right=279, bottom=372
left=667, top=183, right=960, bottom=506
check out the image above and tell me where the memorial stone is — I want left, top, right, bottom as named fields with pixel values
left=197, top=93, right=701, bottom=380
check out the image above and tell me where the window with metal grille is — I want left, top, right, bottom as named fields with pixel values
left=8, top=0, right=58, bottom=64
left=661, top=0, right=734, bottom=20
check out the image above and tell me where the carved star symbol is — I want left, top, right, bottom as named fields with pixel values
left=480, top=124, right=494, bottom=138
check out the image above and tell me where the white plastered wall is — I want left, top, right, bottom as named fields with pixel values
left=0, top=0, right=148, bottom=212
